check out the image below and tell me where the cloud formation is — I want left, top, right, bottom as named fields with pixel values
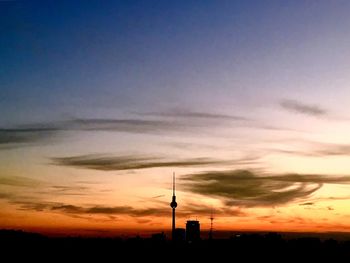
left=271, top=141, right=350, bottom=157
left=16, top=200, right=244, bottom=218
left=67, top=118, right=176, bottom=133
left=140, top=109, right=247, bottom=121
left=0, top=177, right=245, bottom=218
left=51, top=154, right=224, bottom=171
left=0, top=118, right=178, bottom=148
left=0, top=116, right=219, bottom=148
left=0, top=175, right=43, bottom=187
left=180, top=203, right=244, bottom=217
left=0, top=108, right=251, bottom=149
left=280, top=99, right=327, bottom=116
left=299, top=202, right=314, bottom=206
left=314, top=144, right=350, bottom=156
left=1, top=108, right=300, bottom=150
left=40, top=185, right=91, bottom=196
left=0, top=127, right=59, bottom=148
left=181, top=170, right=350, bottom=207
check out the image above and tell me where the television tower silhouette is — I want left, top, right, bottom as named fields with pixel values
left=170, top=172, right=177, bottom=240
left=209, top=210, right=214, bottom=240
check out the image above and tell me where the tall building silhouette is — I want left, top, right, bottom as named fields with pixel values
left=173, top=228, right=185, bottom=242
left=170, top=172, right=177, bottom=240
left=186, top=220, right=200, bottom=243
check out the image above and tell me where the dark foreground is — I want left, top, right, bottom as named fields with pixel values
left=1, top=230, right=350, bottom=260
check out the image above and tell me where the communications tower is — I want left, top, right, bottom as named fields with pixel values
left=170, top=172, right=177, bottom=240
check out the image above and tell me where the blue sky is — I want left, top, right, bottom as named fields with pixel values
left=2, top=1, right=350, bottom=124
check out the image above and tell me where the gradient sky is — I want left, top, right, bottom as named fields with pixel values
left=2, top=0, right=350, bottom=237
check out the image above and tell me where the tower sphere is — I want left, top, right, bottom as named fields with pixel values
left=170, top=201, right=177, bottom=208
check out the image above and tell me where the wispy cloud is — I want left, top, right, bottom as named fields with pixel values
left=314, top=144, right=350, bottom=156
left=51, top=154, right=225, bottom=171
left=0, top=127, right=59, bottom=148
left=40, top=185, right=91, bottom=196
left=1, top=109, right=246, bottom=144
left=270, top=141, right=350, bottom=157
left=152, top=194, right=165, bottom=199
left=299, top=202, right=314, bottom=206
left=0, top=116, right=220, bottom=148
left=0, top=192, right=16, bottom=199
left=0, top=175, right=43, bottom=187
left=0, top=108, right=299, bottom=149
left=15, top=200, right=245, bottom=218
left=50, top=185, right=89, bottom=192
left=139, top=109, right=247, bottom=121
left=0, top=108, right=250, bottom=149
left=0, top=178, right=246, bottom=218
left=180, top=203, right=245, bottom=217
left=0, top=173, right=93, bottom=198
left=181, top=170, right=350, bottom=207
left=67, top=118, right=176, bottom=133
left=280, top=99, right=327, bottom=116
left=0, top=118, right=179, bottom=148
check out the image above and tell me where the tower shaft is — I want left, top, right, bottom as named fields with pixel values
left=172, top=208, right=175, bottom=238
left=170, top=172, right=177, bottom=240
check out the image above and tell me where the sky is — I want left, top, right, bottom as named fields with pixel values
left=2, top=0, right=350, bottom=237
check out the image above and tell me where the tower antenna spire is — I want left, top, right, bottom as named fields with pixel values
left=173, top=172, right=175, bottom=195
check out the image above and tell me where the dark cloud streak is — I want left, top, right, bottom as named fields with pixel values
left=139, top=109, right=247, bottom=121
left=18, top=201, right=245, bottom=218
left=0, top=108, right=300, bottom=149
left=270, top=141, right=350, bottom=157
left=0, top=127, right=59, bottom=148
left=51, top=154, right=224, bottom=171
left=67, top=118, right=176, bottom=133
left=0, top=108, right=251, bottom=148
left=182, top=170, right=350, bottom=207
left=0, top=116, right=219, bottom=148
left=299, top=202, right=314, bottom=206
left=280, top=99, right=327, bottom=116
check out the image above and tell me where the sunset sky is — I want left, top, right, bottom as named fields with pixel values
left=2, top=0, right=350, bottom=237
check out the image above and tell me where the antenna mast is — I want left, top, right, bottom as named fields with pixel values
left=209, top=210, right=214, bottom=240
left=173, top=172, right=175, bottom=196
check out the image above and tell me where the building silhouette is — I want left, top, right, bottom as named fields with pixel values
left=173, top=228, right=186, bottom=242
left=186, top=220, right=200, bottom=243
left=151, top=232, right=166, bottom=242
